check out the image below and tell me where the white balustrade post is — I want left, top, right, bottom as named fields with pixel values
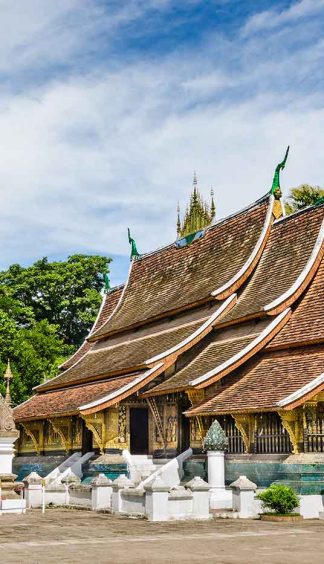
left=230, top=475, right=257, bottom=518
left=185, top=476, right=210, bottom=519
left=144, top=476, right=169, bottom=521
left=91, top=474, right=113, bottom=511
left=112, top=475, right=134, bottom=513
left=23, top=472, right=43, bottom=509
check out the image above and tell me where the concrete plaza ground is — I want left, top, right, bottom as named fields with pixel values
left=0, top=509, right=323, bottom=564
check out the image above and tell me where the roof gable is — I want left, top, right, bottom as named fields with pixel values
left=92, top=197, right=271, bottom=339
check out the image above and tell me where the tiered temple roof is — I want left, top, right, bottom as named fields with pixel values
left=14, top=187, right=324, bottom=424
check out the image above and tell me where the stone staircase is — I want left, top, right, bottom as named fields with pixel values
left=81, top=453, right=128, bottom=483
left=129, top=455, right=167, bottom=483
left=45, top=452, right=94, bottom=484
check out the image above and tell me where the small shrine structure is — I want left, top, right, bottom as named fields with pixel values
left=0, top=362, right=25, bottom=513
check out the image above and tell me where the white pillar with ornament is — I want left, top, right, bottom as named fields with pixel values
left=204, top=420, right=232, bottom=509
left=0, top=361, right=26, bottom=514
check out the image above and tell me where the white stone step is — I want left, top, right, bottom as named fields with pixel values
left=45, top=452, right=94, bottom=484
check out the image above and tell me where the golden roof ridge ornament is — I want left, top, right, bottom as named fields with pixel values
left=176, top=172, right=216, bottom=240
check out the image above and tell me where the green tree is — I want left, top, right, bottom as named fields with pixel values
left=0, top=315, right=73, bottom=404
left=0, top=254, right=110, bottom=347
left=0, top=253, right=111, bottom=405
left=285, top=184, right=324, bottom=215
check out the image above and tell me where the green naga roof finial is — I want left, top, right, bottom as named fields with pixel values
left=102, top=272, right=110, bottom=293
left=271, top=145, right=290, bottom=198
left=128, top=228, right=140, bottom=260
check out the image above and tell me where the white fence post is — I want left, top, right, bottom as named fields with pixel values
left=144, top=476, right=169, bottom=521
left=185, top=476, right=210, bottom=519
left=23, top=472, right=43, bottom=509
left=230, top=475, right=257, bottom=518
left=112, top=475, right=134, bottom=513
left=91, top=474, right=113, bottom=511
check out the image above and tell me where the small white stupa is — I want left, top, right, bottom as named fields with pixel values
left=0, top=361, right=26, bottom=514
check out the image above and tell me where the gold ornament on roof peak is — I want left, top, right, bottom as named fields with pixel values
left=177, top=173, right=216, bottom=238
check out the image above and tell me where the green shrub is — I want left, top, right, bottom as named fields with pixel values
left=257, top=484, right=299, bottom=515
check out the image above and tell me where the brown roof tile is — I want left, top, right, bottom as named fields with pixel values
left=220, top=206, right=324, bottom=325
left=147, top=335, right=256, bottom=395
left=14, top=374, right=137, bottom=421
left=188, top=345, right=324, bottom=415
left=38, top=318, right=206, bottom=391
left=268, top=257, right=324, bottom=349
left=60, top=286, right=123, bottom=370
left=92, top=199, right=270, bottom=338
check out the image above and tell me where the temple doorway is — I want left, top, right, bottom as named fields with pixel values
left=130, top=407, right=149, bottom=454
left=82, top=422, right=93, bottom=454
left=179, top=413, right=190, bottom=453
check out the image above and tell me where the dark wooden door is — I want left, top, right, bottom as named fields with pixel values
left=130, top=408, right=149, bottom=454
left=82, top=423, right=93, bottom=454
left=180, top=413, right=190, bottom=452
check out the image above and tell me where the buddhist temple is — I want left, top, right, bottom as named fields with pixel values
left=13, top=163, right=324, bottom=484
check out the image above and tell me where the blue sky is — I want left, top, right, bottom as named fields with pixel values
left=0, top=0, right=324, bottom=285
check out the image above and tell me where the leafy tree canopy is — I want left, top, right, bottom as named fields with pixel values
left=285, top=184, right=324, bottom=215
left=0, top=254, right=110, bottom=405
left=0, top=254, right=110, bottom=346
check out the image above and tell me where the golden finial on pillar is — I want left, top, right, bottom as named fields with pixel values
left=4, top=360, right=13, bottom=407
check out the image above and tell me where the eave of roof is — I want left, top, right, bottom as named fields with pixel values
left=216, top=204, right=324, bottom=328
left=185, top=344, right=324, bottom=416
left=34, top=295, right=236, bottom=393
left=267, top=256, right=324, bottom=350
left=79, top=362, right=165, bottom=415
left=143, top=308, right=291, bottom=397
left=59, top=285, right=124, bottom=371
left=13, top=373, right=139, bottom=422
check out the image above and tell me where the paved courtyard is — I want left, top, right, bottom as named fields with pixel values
left=0, top=509, right=323, bottom=563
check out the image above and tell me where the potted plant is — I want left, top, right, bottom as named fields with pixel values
left=257, top=484, right=302, bottom=521
left=203, top=420, right=231, bottom=509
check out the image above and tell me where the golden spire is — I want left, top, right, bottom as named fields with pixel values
left=4, top=360, right=13, bottom=406
left=176, top=202, right=181, bottom=237
left=176, top=173, right=216, bottom=238
left=210, top=188, right=216, bottom=221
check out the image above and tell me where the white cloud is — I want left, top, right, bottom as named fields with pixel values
left=0, top=0, right=324, bottom=286
left=243, top=0, right=324, bottom=35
